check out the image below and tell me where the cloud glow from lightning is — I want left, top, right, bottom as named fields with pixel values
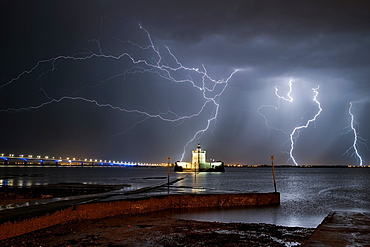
left=342, top=102, right=367, bottom=166
left=1, top=25, right=240, bottom=161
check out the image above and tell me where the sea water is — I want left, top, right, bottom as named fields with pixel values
left=173, top=166, right=370, bottom=227
left=0, top=165, right=369, bottom=228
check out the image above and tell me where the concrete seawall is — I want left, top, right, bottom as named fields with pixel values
left=0, top=192, right=279, bottom=240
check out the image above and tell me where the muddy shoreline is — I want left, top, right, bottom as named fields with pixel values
left=0, top=184, right=314, bottom=246
left=0, top=212, right=315, bottom=246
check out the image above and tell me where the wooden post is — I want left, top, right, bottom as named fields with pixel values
left=270, top=155, right=277, bottom=193
left=167, top=157, right=171, bottom=192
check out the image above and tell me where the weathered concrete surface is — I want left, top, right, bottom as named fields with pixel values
left=304, top=211, right=370, bottom=246
left=75, top=193, right=280, bottom=220
left=0, top=192, right=279, bottom=240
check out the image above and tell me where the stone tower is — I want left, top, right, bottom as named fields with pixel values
left=174, top=143, right=224, bottom=172
left=192, top=144, right=206, bottom=170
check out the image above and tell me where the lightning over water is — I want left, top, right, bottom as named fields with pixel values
left=288, top=86, right=322, bottom=166
left=258, top=81, right=322, bottom=166
left=1, top=25, right=239, bottom=161
left=1, top=3, right=369, bottom=166
left=342, top=102, right=367, bottom=166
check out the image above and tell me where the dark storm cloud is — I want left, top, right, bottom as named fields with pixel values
left=0, top=0, right=369, bottom=165
left=138, top=0, right=370, bottom=85
left=124, top=1, right=370, bottom=40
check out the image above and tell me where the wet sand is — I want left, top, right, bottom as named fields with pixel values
left=0, top=211, right=314, bottom=246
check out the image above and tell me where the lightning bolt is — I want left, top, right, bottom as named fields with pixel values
left=1, top=25, right=240, bottom=161
left=180, top=68, right=240, bottom=161
left=258, top=81, right=322, bottom=166
left=257, top=80, right=293, bottom=134
left=275, top=79, right=294, bottom=103
left=342, top=102, right=367, bottom=166
left=289, top=86, right=322, bottom=166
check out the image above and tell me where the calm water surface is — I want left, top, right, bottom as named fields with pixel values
left=1, top=165, right=369, bottom=228
left=174, top=166, right=370, bottom=227
left=0, top=165, right=180, bottom=190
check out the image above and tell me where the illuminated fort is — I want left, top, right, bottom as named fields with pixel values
left=174, top=144, right=225, bottom=172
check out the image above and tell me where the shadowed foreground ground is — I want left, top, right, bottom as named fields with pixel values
left=0, top=182, right=313, bottom=246
left=0, top=211, right=314, bottom=247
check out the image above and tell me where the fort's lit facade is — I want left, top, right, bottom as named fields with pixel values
left=174, top=144, right=225, bottom=172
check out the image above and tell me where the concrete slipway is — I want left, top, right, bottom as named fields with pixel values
left=304, top=211, right=370, bottom=246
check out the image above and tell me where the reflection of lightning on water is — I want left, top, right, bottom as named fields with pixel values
left=259, top=81, right=322, bottom=165
left=0, top=25, right=239, bottom=161
left=342, top=102, right=367, bottom=166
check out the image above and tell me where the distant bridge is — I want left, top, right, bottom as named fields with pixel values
left=0, top=154, right=162, bottom=167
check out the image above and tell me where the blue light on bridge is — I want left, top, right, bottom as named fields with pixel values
left=0, top=154, right=159, bottom=167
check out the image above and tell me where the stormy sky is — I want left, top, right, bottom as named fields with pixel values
left=1, top=0, right=369, bottom=165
